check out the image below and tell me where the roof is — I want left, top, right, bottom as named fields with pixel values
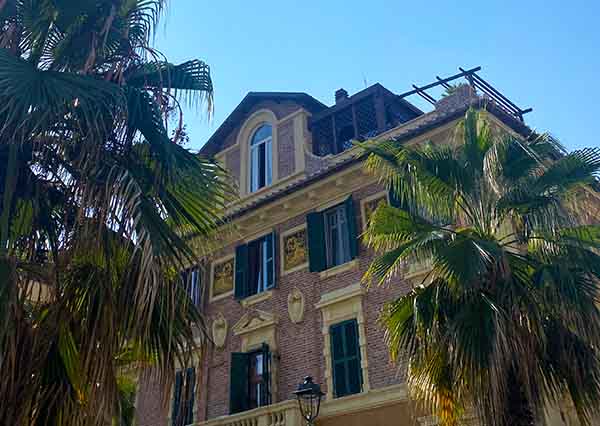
left=310, top=83, right=423, bottom=122
left=225, top=97, right=535, bottom=221
left=200, top=92, right=327, bottom=157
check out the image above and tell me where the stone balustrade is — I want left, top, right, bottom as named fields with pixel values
left=198, top=400, right=304, bottom=426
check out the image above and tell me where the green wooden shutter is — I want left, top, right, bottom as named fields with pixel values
left=344, top=320, right=363, bottom=395
left=172, top=371, right=183, bottom=426
left=307, top=212, right=326, bottom=272
left=330, top=323, right=347, bottom=398
left=229, top=353, right=249, bottom=414
left=344, top=196, right=359, bottom=259
left=330, top=320, right=362, bottom=398
left=261, top=343, right=271, bottom=405
left=234, top=244, right=249, bottom=299
left=265, top=233, right=276, bottom=289
left=184, top=367, right=195, bottom=425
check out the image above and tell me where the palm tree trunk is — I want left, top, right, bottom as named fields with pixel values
left=504, top=368, right=536, bottom=426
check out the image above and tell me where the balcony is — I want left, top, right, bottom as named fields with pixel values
left=198, top=401, right=304, bottom=426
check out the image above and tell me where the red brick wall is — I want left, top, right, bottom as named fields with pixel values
left=135, top=182, right=413, bottom=425
left=277, top=119, right=295, bottom=179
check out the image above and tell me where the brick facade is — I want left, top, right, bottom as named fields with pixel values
left=276, top=119, right=295, bottom=180
left=136, top=99, right=415, bottom=426
left=136, top=182, right=414, bottom=426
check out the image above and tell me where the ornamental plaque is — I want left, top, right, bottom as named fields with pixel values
left=212, top=312, right=228, bottom=349
left=287, top=287, right=305, bottom=324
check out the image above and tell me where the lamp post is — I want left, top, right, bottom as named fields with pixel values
left=293, top=376, right=324, bottom=426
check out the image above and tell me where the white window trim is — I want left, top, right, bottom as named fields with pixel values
left=236, top=109, right=279, bottom=197
left=315, top=283, right=370, bottom=400
left=165, top=341, right=203, bottom=426
left=249, top=124, right=273, bottom=193
left=232, top=310, right=279, bottom=403
left=324, top=204, right=351, bottom=269
left=242, top=229, right=276, bottom=299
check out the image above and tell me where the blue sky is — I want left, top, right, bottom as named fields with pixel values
left=156, top=0, right=600, bottom=152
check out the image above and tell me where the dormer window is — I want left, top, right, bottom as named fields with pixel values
left=249, top=124, right=272, bottom=192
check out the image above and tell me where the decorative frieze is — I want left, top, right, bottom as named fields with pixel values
left=281, top=226, right=308, bottom=274
left=210, top=256, right=234, bottom=301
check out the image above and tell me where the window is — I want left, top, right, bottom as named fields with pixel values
left=181, top=267, right=201, bottom=306
left=234, top=233, right=276, bottom=299
left=230, top=344, right=272, bottom=414
left=306, top=197, right=358, bottom=272
left=249, top=124, right=273, bottom=193
left=330, top=320, right=362, bottom=398
left=171, top=367, right=196, bottom=426
left=324, top=205, right=352, bottom=268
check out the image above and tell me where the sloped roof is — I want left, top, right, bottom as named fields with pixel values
left=225, top=98, right=535, bottom=221
left=310, top=82, right=423, bottom=122
left=200, top=92, right=327, bottom=157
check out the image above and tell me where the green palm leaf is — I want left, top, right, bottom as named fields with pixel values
left=363, top=107, right=600, bottom=425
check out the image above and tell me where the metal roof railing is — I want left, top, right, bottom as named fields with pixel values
left=397, top=66, right=532, bottom=122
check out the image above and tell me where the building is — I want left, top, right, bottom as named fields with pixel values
left=134, top=68, right=594, bottom=426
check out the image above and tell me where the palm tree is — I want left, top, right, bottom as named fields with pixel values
left=0, top=1, right=231, bottom=425
left=360, top=108, right=600, bottom=426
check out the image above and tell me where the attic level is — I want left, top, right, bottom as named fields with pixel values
left=199, top=67, right=533, bottom=200
left=309, top=83, right=423, bottom=156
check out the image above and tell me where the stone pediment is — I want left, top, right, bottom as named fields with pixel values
left=232, top=309, right=277, bottom=336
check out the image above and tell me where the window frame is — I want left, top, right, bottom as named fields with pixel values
left=181, top=266, right=202, bottom=307
left=234, top=232, right=276, bottom=300
left=229, top=344, right=272, bottom=414
left=307, top=196, right=358, bottom=273
left=249, top=123, right=273, bottom=193
left=330, top=319, right=363, bottom=398
left=171, top=367, right=196, bottom=426
left=324, top=204, right=352, bottom=269
left=315, top=283, right=370, bottom=400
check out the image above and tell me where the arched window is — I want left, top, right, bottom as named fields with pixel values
left=249, top=124, right=272, bottom=192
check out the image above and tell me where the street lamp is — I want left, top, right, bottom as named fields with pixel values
left=293, top=376, right=324, bottom=426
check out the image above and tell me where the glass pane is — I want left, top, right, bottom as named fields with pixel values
left=337, top=208, right=351, bottom=263
left=326, top=210, right=339, bottom=267
left=259, top=143, right=266, bottom=188
left=347, top=358, right=362, bottom=395
left=248, top=352, right=262, bottom=409
left=190, top=268, right=199, bottom=305
left=250, top=146, right=260, bottom=192
left=265, top=234, right=274, bottom=288
left=265, top=140, right=272, bottom=186
left=255, top=353, right=263, bottom=375
left=251, top=124, right=272, bottom=145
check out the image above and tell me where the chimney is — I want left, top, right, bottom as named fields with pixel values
left=335, top=88, right=349, bottom=104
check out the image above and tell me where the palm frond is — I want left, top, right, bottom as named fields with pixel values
left=363, top=106, right=600, bottom=425
left=126, top=60, right=213, bottom=112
